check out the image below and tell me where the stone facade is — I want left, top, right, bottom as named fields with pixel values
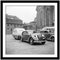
left=34, top=6, right=54, bottom=29
left=6, top=14, right=23, bottom=34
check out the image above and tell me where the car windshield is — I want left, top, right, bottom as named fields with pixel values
left=33, top=31, right=37, bottom=33
left=40, top=31, right=48, bottom=33
left=48, top=29, right=54, bottom=33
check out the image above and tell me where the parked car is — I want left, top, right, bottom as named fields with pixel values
left=12, top=28, right=25, bottom=40
left=21, top=30, right=46, bottom=45
left=41, top=27, right=55, bottom=41
left=42, top=27, right=55, bottom=35
left=47, top=35, right=54, bottom=42
left=40, top=30, right=51, bottom=40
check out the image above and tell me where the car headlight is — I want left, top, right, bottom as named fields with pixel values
left=34, top=35, right=36, bottom=37
left=42, top=34, right=44, bottom=37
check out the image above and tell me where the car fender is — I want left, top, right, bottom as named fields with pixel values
left=30, top=34, right=38, bottom=40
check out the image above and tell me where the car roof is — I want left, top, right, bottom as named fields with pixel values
left=42, top=27, right=55, bottom=30
left=43, top=27, right=54, bottom=29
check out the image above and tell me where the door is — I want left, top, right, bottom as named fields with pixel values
left=22, top=31, right=30, bottom=41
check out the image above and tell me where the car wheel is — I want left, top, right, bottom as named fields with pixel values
left=14, top=35, right=18, bottom=40
left=21, top=37, right=24, bottom=42
left=51, top=37, right=54, bottom=42
left=18, top=36, right=21, bottom=40
left=29, top=38, right=34, bottom=45
left=41, top=42, right=45, bottom=45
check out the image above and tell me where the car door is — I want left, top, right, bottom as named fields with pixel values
left=22, top=31, right=30, bottom=41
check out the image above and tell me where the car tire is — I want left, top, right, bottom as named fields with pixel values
left=41, top=42, right=45, bottom=45
left=51, top=37, right=54, bottom=42
left=14, top=35, right=18, bottom=40
left=18, top=36, right=21, bottom=40
left=21, top=37, right=24, bottom=42
left=29, top=38, right=34, bottom=45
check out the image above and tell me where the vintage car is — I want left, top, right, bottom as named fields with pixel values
left=40, top=30, right=51, bottom=39
left=47, top=35, right=54, bottom=42
left=21, top=30, right=46, bottom=45
left=41, top=27, right=54, bottom=35
left=41, top=27, right=55, bottom=41
left=12, top=28, right=25, bottom=40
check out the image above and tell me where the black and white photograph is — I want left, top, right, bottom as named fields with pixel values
left=2, top=2, right=58, bottom=58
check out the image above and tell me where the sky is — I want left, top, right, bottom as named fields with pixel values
left=6, top=6, right=37, bottom=23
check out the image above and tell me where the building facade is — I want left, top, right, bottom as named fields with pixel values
left=34, top=6, right=54, bottom=29
left=23, top=23, right=33, bottom=30
left=6, top=14, right=23, bottom=34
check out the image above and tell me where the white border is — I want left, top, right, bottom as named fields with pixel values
left=3, top=3, right=57, bottom=57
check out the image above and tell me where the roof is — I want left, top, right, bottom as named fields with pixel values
left=42, top=26, right=55, bottom=30
left=6, top=14, right=21, bottom=20
left=6, top=14, right=23, bottom=24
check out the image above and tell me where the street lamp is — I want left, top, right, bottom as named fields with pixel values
left=35, top=23, right=37, bottom=31
left=33, top=22, right=37, bottom=31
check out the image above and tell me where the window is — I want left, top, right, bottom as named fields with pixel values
left=22, top=31, right=28, bottom=35
left=33, top=31, right=36, bottom=33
